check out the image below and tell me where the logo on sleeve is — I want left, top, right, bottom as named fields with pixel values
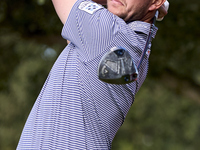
left=78, top=1, right=103, bottom=14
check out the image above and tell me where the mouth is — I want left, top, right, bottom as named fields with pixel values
left=110, top=0, right=124, bottom=6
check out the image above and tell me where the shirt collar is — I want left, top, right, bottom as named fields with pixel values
left=128, top=21, right=158, bottom=38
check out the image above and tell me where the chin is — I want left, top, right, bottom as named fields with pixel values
left=108, top=7, right=125, bottom=19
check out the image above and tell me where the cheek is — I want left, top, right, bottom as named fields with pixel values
left=126, top=4, right=148, bottom=21
left=125, top=7, right=138, bottom=20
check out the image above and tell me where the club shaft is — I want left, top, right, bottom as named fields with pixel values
left=137, top=11, right=159, bottom=71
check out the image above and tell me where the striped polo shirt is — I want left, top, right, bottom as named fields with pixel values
left=17, top=0, right=158, bottom=149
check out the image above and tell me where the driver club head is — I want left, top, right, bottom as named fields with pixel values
left=98, top=47, right=138, bottom=84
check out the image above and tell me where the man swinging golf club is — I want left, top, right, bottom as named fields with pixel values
left=17, top=0, right=169, bottom=149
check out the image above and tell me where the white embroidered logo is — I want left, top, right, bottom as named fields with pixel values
left=78, top=1, right=103, bottom=14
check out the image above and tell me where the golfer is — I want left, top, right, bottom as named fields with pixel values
left=17, top=0, right=168, bottom=149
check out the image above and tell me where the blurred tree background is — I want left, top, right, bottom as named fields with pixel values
left=0, top=0, right=200, bottom=150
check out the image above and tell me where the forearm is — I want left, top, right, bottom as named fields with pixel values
left=52, top=0, right=76, bottom=24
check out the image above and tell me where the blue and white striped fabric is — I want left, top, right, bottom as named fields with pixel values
left=17, top=0, right=158, bottom=149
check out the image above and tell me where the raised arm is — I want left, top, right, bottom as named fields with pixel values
left=52, top=0, right=77, bottom=24
left=52, top=0, right=107, bottom=24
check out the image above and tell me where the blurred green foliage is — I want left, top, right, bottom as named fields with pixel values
left=0, top=0, right=200, bottom=150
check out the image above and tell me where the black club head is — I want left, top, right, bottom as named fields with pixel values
left=98, top=47, right=138, bottom=84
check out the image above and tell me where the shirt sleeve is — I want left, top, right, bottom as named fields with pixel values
left=61, top=0, right=158, bottom=95
left=61, top=0, right=126, bottom=60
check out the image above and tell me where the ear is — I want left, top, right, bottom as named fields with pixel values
left=149, top=0, right=166, bottom=11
